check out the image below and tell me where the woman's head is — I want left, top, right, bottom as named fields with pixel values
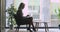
left=18, top=3, right=25, bottom=9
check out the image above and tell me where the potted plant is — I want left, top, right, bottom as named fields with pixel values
left=55, top=8, right=60, bottom=29
left=6, top=4, right=17, bottom=30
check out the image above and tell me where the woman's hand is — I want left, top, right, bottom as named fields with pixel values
left=27, top=15, right=30, bottom=16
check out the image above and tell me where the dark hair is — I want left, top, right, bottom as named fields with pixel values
left=18, top=3, right=25, bottom=9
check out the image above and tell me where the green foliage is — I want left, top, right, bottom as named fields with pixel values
left=6, top=4, right=17, bottom=25
left=55, top=8, right=60, bottom=19
left=7, top=4, right=17, bottom=15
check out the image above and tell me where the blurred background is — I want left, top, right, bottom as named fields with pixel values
left=0, top=0, right=60, bottom=32
left=6, top=0, right=60, bottom=27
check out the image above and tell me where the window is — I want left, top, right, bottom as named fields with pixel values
left=50, top=0, right=60, bottom=19
left=28, top=0, right=40, bottom=20
left=6, top=0, right=14, bottom=27
left=50, top=0, right=60, bottom=27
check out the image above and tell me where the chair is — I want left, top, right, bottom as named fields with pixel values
left=13, top=14, right=36, bottom=32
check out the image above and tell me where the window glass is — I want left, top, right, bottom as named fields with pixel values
left=6, top=0, right=14, bottom=27
left=28, top=0, right=40, bottom=20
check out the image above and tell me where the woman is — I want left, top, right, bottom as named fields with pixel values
left=16, top=2, right=36, bottom=32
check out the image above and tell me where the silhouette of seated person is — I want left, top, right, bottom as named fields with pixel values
left=15, top=3, right=36, bottom=32
left=16, top=3, right=33, bottom=24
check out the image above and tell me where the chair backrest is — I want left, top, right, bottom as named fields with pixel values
left=13, top=14, right=23, bottom=25
left=13, top=14, right=19, bottom=24
left=13, top=14, right=18, bottom=22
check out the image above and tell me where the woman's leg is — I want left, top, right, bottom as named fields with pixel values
left=30, top=17, right=36, bottom=31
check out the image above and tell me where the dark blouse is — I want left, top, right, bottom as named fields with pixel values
left=16, top=9, right=23, bottom=18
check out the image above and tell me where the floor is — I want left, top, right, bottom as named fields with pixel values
left=5, top=29, right=60, bottom=32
